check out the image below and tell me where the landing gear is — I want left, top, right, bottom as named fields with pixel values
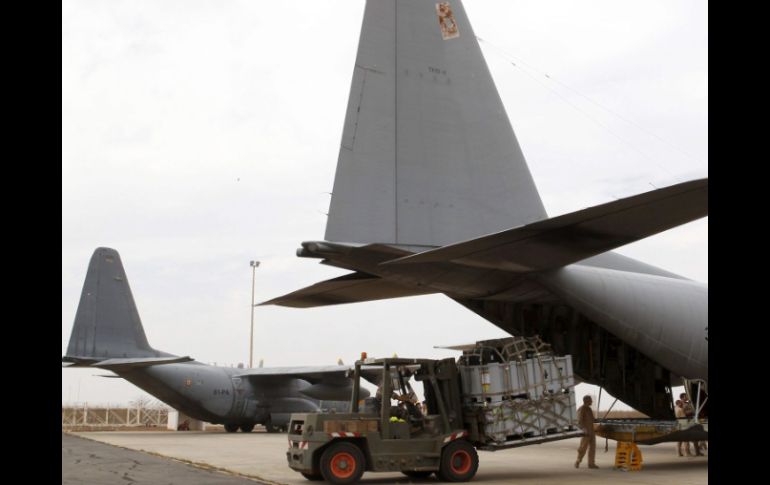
left=300, top=471, right=324, bottom=481
left=224, top=423, right=239, bottom=433
left=239, top=423, right=255, bottom=433
left=263, top=417, right=277, bottom=433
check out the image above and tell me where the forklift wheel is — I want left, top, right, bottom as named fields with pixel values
left=437, top=440, right=478, bottom=482
left=320, top=442, right=366, bottom=484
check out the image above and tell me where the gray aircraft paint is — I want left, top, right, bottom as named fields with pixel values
left=267, top=0, right=707, bottom=419
left=537, top=266, right=707, bottom=380
left=63, top=248, right=367, bottom=430
left=326, top=0, right=545, bottom=246
left=67, top=249, right=172, bottom=360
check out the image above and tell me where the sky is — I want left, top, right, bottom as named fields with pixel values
left=62, top=0, right=707, bottom=410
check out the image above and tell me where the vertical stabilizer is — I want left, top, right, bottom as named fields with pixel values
left=325, top=0, right=547, bottom=247
left=65, top=248, right=169, bottom=359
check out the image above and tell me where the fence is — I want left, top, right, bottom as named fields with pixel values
left=62, top=404, right=169, bottom=430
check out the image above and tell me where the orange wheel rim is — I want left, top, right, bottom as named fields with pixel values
left=330, top=452, right=357, bottom=479
left=450, top=449, right=472, bottom=475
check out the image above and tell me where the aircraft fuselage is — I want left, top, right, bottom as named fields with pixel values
left=115, top=361, right=344, bottom=426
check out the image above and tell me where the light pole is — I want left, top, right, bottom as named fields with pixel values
left=249, top=260, right=260, bottom=368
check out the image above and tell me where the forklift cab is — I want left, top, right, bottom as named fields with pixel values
left=351, top=357, right=464, bottom=440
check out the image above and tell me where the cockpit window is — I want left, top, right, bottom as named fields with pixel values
left=290, top=420, right=304, bottom=434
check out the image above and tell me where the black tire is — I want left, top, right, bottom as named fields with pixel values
left=224, top=423, right=239, bottom=433
left=264, top=418, right=279, bottom=433
left=301, top=471, right=324, bottom=481
left=402, top=470, right=433, bottom=479
left=436, top=440, right=478, bottom=482
left=239, top=423, right=255, bottom=433
left=320, top=441, right=366, bottom=484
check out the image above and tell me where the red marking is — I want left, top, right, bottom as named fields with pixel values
left=450, top=449, right=472, bottom=475
left=330, top=452, right=357, bottom=479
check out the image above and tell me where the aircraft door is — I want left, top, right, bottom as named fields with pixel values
left=230, top=376, right=247, bottom=417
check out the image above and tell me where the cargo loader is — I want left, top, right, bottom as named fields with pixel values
left=286, top=337, right=583, bottom=483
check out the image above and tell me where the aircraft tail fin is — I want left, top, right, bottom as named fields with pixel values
left=64, top=248, right=174, bottom=361
left=325, top=0, right=546, bottom=247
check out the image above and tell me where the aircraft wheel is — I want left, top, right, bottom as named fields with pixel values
left=224, top=423, right=239, bottom=433
left=402, top=470, right=433, bottom=479
left=239, top=423, right=255, bottom=433
left=437, top=440, right=478, bottom=482
left=264, top=418, right=279, bottom=433
left=320, top=441, right=365, bottom=484
left=301, top=471, right=324, bottom=481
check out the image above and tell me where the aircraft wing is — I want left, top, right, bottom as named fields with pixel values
left=260, top=271, right=436, bottom=308
left=385, top=179, right=707, bottom=272
left=235, top=365, right=381, bottom=385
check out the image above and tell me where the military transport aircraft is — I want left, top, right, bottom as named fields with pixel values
left=263, top=0, right=707, bottom=420
left=62, top=247, right=369, bottom=432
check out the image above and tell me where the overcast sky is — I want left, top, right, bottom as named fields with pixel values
left=62, top=0, right=707, bottom=410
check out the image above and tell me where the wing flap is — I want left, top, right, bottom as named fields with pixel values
left=385, top=179, right=707, bottom=272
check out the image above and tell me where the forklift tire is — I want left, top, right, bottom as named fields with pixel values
left=437, top=440, right=478, bottom=482
left=224, top=423, right=239, bottom=433
left=402, top=470, right=433, bottom=479
left=239, top=424, right=255, bottom=433
left=320, top=442, right=366, bottom=484
left=300, top=472, right=323, bottom=481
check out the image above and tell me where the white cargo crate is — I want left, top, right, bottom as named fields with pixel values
left=478, top=392, right=577, bottom=445
left=460, top=355, right=575, bottom=405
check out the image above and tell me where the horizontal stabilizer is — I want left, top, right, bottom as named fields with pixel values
left=94, top=356, right=193, bottom=369
left=62, top=355, right=193, bottom=369
left=433, top=343, right=477, bottom=351
left=385, top=179, right=707, bottom=272
left=260, top=271, right=436, bottom=308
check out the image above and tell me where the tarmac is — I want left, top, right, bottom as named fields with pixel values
left=62, top=432, right=261, bottom=484
left=67, top=430, right=707, bottom=484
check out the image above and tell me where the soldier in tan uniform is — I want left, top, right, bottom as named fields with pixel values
left=674, top=399, right=691, bottom=456
left=575, top=395, right=599, bottom=469
left=680, top=393, right=704, bottom=456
